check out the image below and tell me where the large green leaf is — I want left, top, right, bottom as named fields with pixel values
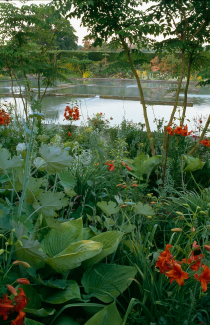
left=134, top=202, right=155, bottom=216
left=39, top=144, right=73, bottom=174
left=53, top=316, right=79, bottom=325
left=41, top=218, right=83, bottom=257
left=41, top=280, right=81, bottom=304
left=83, top=231, right=123, bottom=269
left=24, top=308, right=55, bottom=317
left=58, top=171, right=76, bottom=188
left=0, top=148, right=22, bottom=172
left=97, top=201, right=119, bottom=216
left=84, top=302, right=122, bottom=325
left=183, top=155, right=205, bottom=172
left=25, top=319, right=44, bottom=325
left=141, top=155, right=164, bottom=180
left=82, top=263, right=137, bottom=303
left=33, top=192, right=69, bottom=217
left=46, top=240, right=103, bottom=273
left=27, top=268, right=67, bottom=289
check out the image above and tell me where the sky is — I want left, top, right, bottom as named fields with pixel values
left=1, top=0, right=155, bottom=45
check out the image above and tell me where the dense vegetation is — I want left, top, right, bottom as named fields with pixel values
left=0, top=1, right=210, bottom=325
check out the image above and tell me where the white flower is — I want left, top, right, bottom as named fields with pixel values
left=16, top=143, right=26, bottom=152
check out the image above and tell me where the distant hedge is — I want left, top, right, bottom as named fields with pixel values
left=48, top=50, right=182, bottom=63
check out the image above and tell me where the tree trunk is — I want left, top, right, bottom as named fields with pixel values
left=163, top=48, right=186, bottom=149
left=120, top=36, right=155, bottom=156
left=188, top=114, right=210, bottom=156
left=181, top=59, right=192, bottom=126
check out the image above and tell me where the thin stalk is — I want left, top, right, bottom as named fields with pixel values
left=181, top=59, right=192, bottom=125
left=162, top=133, right=170, bottom=188
left=17, top=117, right=35, bottom=217
left=119, top=36, right=155, bottom=156
left=163, top=48, right=186, bottom=149
left=188, top=114, right=210, bottom=155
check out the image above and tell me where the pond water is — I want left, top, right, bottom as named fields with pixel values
left=1, top=79, right=209, bottom=131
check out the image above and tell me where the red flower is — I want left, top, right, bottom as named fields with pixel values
left=200, top=139, right=210, bottom=147
left=174, top=126, right=183, bottom=135
left=131, top=184, right=138, bottom=187
left=16, top=279, right=30, bottom=285
left=156, top=244, right=173, bottom=273
left=64, top=105, right=80, bottom=121
left=165, top=260, right=189, bottom=285
left=0, top=109, right=10, bottom=125
left=68, top=132, right=72, bottom=136
left=11, top=310, right=26, bottom=325
left=13, top=288, right=29, bottom=312
left=105, top=162, right=115, bottom=171
left=126, top=166, right=132, bottom=171
left=195, top=266, right=210, bottom=292
left=121, top=161, right=127, bottom=166
left=166, top=126, right=174, bottom=136
left=0, top=293, right=14, bottom=320
left=182, top=251, right=205, bottom=271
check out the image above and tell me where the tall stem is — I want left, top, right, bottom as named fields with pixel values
left=181, top=59, right=192, bottom=125
left=119, top=36, right=155, bottom=156
left=163, top=49, right=186, bottom=149
left=17, top=117, right=35, bottom=217
left=188, top=114, right=210, bottom=156
left=162, top=134, right=170, bottom=188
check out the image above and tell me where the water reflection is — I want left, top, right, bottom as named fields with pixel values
left=1, top=79, right=209, bottom=131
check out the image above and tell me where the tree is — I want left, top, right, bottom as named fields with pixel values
left=149, top=0, right=210, bottom=150
left=52, top=0, right=160, bottom=156
left=0, top=3, right=71, bottom=121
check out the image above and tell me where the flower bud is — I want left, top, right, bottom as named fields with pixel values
left=182, top=204, right=190, bottom=208
left=176, top=211, right=184, bottom=216
left=16, top=278, right=30, bottom=285
left=204, top=245, right=210, bottom=252
left=171, top=228, right=183, bottom=233
left=7, top=285, right=17, bottom=296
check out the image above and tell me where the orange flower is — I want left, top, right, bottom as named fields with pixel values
left=126, top=166, right=132, bottom=171
left=165, top=260, right=189, bottom=285
left=116, top=184, right=123, bottom=187
left=13, top=288, right=29, bottom=312
left=182, top=251, right=205, bottom=271
left=121, top=161, right=127, bottom=166
left=64, top=105, right=80, bottom=121
left=0, top=293, right=14, bottom=320
left=181, top=124, right=193, bottom=136
left=11, top=310, right=26, bottom=325
left=68, top=132, right=72, bottom=136
left=174, top=126, right=183, bottom=135
left=200, top=139, right=210, bottom=147
left=166, top=126, right=174, bottom=136
left=105, top=162, right=115, bottom=171
left=195, top=266, right=210, bottom=292
left=122, top=185, right=127, bottom=189
left=131, top=184, right=138, bottom=187
left=0, top=109, right=10, bottom=125
left=156, top=244, right=173, bottom=274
